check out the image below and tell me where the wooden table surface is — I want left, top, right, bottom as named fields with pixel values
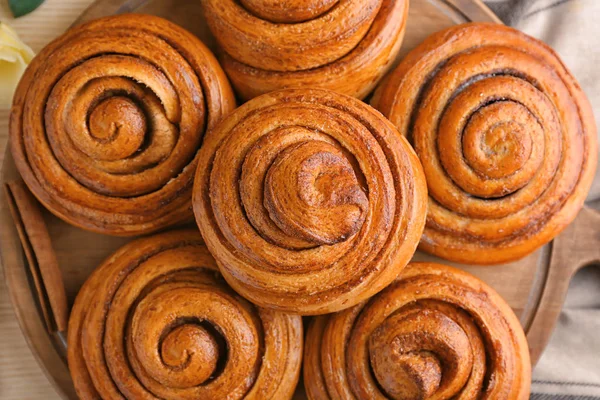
left=0, top=2, right=96, bottom=398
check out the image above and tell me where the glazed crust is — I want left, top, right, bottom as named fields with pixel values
left=304, top=262, right=531, bottom=400
left=10, top=14, right=236, bottom=236
left=192, top=88, right=427, bottom=315
left=202, top=0, right=408, bottom=100
left=372, top=23, right=598, bottom=264
left=67, top=229, right=302, bottom=400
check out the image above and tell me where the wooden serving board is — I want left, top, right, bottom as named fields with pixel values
left=1, top=1, right=598, bottom=399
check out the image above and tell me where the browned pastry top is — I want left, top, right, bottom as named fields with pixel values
left=193, top=88, right=427, bottom=315
left=304, top=262, right=531, bottom=400
left=10, top=14, right=235, bottom=236
left=202, top=0, right=408, bottom=100
left=372, top=22, right=598, bottom=264
left=67, top=229, right=302, bottom=400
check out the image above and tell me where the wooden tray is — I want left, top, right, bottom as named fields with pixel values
left=1, top=1, right=599, bottom=399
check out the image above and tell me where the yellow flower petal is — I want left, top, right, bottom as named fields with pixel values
left=0, top=47, right=19, bottom=63
left=0, top=22, right=34, bottom=108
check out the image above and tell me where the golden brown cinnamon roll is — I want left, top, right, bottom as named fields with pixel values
left=193, top=88, right=427, bottom=315
left=202, top=0, right=408, bottom=100
left=10, top=14, right=236, bottom=236
left=304, top=262, right=531, bottom=400
left=67, top=230, right=302, bottom=400
left=372, top=23, right=598, bottom=264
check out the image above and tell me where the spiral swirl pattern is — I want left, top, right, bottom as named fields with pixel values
left=10, top=14, right=236, bottom=236
left=304, top=262, right=531, bottom=400
left=193, top=88, right=427, bottom=315
left=372, top=23, right=598, bottom=264
left=202, top=0, right=408, bottom=100
left=67, top=230, right=302, bottom=400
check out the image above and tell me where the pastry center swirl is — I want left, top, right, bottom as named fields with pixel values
left=368, top=308, right=474, bottom=400
left=462, top=101, right=535, bottom=181
left=436, top=79, right=549, bottom=200
left=86, top=96, right=147, bottom=160
left=159, top=324, right=219, bottom=387
left=263, top=140, right=368, bottom=245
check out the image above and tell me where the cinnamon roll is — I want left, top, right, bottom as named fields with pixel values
left=304, top=262, right=531, bottom=400
left=372, top=23, right=598, bottom=264
left=10, top=14, right=236, bottom=236
left=67, top=230, right=302, bottom=400
left=193, top=88, right=427, bottom=315
left=202, top=0, right=408, bottom=100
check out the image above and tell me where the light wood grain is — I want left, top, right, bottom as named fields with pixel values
left=0, top=2, right=95, bottom=399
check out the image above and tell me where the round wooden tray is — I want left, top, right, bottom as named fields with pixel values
left=1, top=1, right=599, bottom=399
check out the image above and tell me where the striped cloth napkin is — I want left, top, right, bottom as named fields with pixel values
left=485, top=1, right=600, bottom=399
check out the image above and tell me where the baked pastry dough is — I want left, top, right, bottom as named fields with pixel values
left=304, top=262, right=531, bottom=400
left=67, top=229, right=302, bottom=400
left=373, top=23, right=598, bottom=264
left=193, top=88, right=427, bottom=314
left=10, top=14, right=235, bottom=236
left=202, top=0, right=408, bottom=100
